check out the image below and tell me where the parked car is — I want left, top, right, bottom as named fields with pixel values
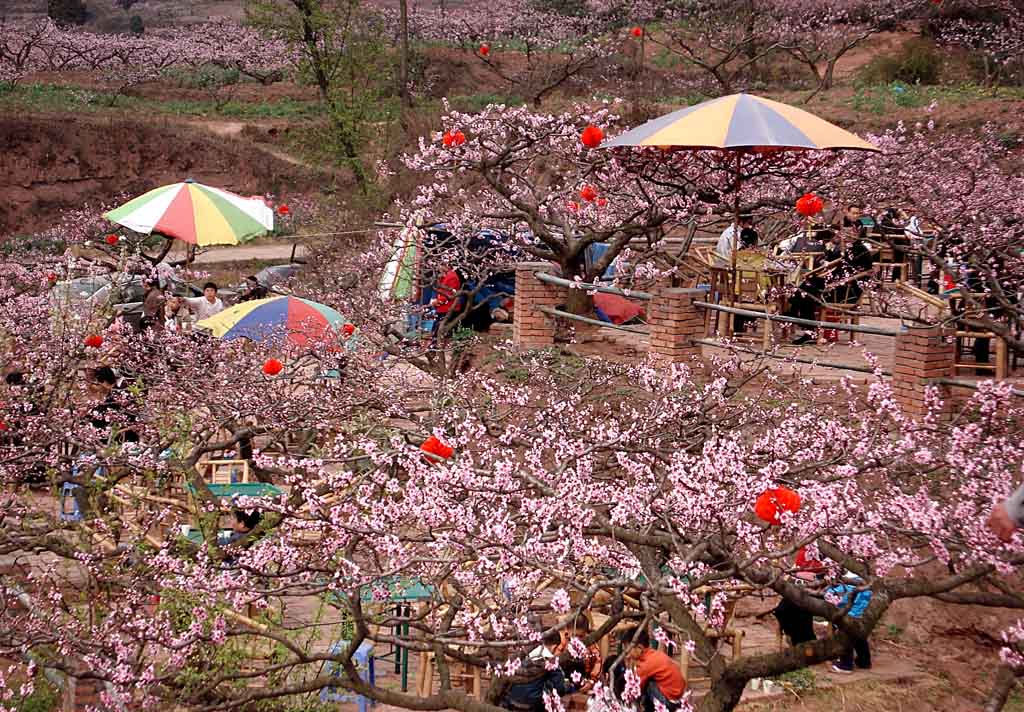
left=255, top=263, right=303, bottom=294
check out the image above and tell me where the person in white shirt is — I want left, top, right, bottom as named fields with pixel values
left=184, top=282, right=226, bottom=322
left=714, top=214, right=754, bottom=260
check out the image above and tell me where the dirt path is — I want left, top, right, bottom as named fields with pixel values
left=168, top=243, right=308, bottom=265
left=832, top=30, right=915, bottom=80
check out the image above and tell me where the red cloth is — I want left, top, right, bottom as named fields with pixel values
left=434, top=270, right=461, bottom=314
left=593, top=292, right=644, bottom=325
left=635, top=648, right=686, bottom=700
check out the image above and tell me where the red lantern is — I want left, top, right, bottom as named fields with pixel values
left=580, top=125, right=604, bottom=149
left=262, top=358, right=283, bottom=376
left=631, top=27, right=643, bottom=37
left=566, top=201, right=579, bottom=212
left=579, top=185, right=598, bottom=202
left=754, top=487, right=801, bottom=525
left=421, top=435, right=454, bottom=460
left=342, top=323, right=355, bottom=337
left=46, top=272, right=57, bottom=282
left=479, top=44, right=490, bottom=56
left=442, top=130, right=466, bottom=147
left=596, top=197, right=607, bottom=208
left=278, top=204, right=290, bottom=216
left=105, top=234, right=119, bottom=246
left=0, top=421, right=7, bottom=432
left=795, top=193, right=824, bottom=217
left=84, top=334, right=103, bottom=349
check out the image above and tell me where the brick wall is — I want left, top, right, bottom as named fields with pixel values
left=892, top=326, right=954, bottom=418
left=648, top=287, right=705, bottom=363
left=513, top=262, right=566, bottom=350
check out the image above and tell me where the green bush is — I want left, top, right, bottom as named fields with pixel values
left=861, top=38, right=942, bottom=85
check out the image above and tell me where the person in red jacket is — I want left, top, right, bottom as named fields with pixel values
left=620, top=627, right=686, bottom=712
left=430, top=265, right=462, bottom=339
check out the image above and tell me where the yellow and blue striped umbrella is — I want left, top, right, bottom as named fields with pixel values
left=604, top=93, right=878, bottom=152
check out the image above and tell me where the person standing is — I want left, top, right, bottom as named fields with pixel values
left=185, top=282, right=226, bottom=321
left=827, top=573, right=872, bottom=674
left=714, top=215, right=755, bottom=261
left=141, top=279, right=166, bottom=332
left=429, top=264, right=462, bottom=340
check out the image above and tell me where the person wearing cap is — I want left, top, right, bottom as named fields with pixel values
left=826, top=573, right=872, bottom=674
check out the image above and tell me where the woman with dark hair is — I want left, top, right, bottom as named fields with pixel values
left=141, top=279, right=166, bottom=332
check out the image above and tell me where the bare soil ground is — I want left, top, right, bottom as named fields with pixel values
left=0, top=114, right=327, bottom=236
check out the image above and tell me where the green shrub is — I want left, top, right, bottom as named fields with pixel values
left=861, top=38, right=942, bottom=85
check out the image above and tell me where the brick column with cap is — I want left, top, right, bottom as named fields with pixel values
left=647, top=287, right=705, bottom=363
left=513, top=262, right=566, bottom=350
left=892, top=326, right=954, bottom=418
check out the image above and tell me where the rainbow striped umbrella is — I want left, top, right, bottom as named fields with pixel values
left=604, top=93, right=878, bottom=151
left=104, top=180, right=274, bottom=246
left=196, top=296, right=346, bottom=346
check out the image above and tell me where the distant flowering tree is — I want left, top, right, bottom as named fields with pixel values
left=396, top=0, right=631, bottom=106
left=772, top=0, right=921, bottom=96
left=934, top=0, right=1024, bottom=86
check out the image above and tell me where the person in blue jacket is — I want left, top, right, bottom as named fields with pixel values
left=503, top=630, right=578, bottom=712
left=827, top=572, right=873, bottom=673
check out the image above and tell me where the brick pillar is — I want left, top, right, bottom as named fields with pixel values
left=648, top=287, right=705, bottom=363
left=892, top=326, right=954, bottom=418
left=513, top=262, right=566, bottom=350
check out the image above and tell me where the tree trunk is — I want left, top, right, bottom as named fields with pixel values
left=697, top=680, right=746, bottom=712
left=398, top=0, right=412, bottom=109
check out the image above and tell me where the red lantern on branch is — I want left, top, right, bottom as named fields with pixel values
left=579, top=185, right=598, bottom=202
left=755, top=486, right=801, bottom=525
left=479, top=44, right=490, bottom=56
left=421, top=435, right=454, bottom=460
left=580, top=125, right=604, bottom=149
left=342, top=323, right=355, bottom=337
left=84, top=334, right=103, bottom=349
left=277, top=204, right=290, bottom=216
left=442, top=130, right=466, bottom=147
left=262, top=358, right=284, bottom=376
left=631, top=27, right=643, bottom=37
left=105, top=234, right=119, bottom=246
left=596, top=197, right=607, bottom=208
left=46, top=272, right=58, bottom=283
left=795, top=193, right=824, bottom=217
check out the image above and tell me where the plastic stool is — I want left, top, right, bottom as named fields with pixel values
left=320, top=639, right=376, bottom=712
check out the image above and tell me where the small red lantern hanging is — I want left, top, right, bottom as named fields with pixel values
left=795, top=193, right=824, bottom=217
left=755, top=486, right=801, bottom=525
left=580, top=125, right=604, bottom=149
left=631, top=27, right=643, bottom=37
left=442, top=130, right=466, bottom=147
left=277, top=204, right=290, bottom=216
left=421, top=435, right=454, bottom=460
left=46, top=272, right=58, bottom=283
left=84, top=334, right=104, bottom=349
left=105, top=234, right=119, bottom=246
left=479, top=44, right=490, bottom=56
left=566, top=200, right=579, bottom=212
left=579, top=185, right=598, bottom=202
left=262, top=358, right=284, bottom=376
left=342, top=323, right=355, bottom=337
left=596, top=197, right=607, bottom=208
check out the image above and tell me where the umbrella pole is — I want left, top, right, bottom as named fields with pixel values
left=729, top=152, right=742, bottom=336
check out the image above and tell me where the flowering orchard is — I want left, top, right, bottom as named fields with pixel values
left=0, top=18, right=293, bottom=96
left=0, top=246, right=1023, bottom=712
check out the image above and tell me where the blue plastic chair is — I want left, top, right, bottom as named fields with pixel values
left=320, top=639, right=376, bottom=712
left=59, top=483, right=83, bottom=522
